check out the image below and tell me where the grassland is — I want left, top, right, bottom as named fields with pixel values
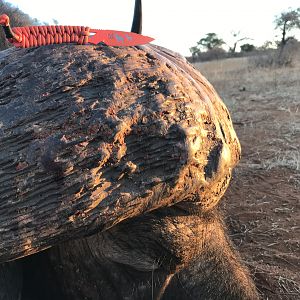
left=194, top=50, right=300, bottom=300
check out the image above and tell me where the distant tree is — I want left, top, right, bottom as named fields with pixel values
left=0, top=0, right=38, bottom=50
left=202, top=47, right=226, bottom=61
left=275, top=7, right=300, bottom=48
left=227, top=31, right=251, bottom=53
left=189, top=46, right=201, bottom=61
left=240, top=43, right=255, bottom=52
left=197, top=33, right=224, bottom=51
left=258, top=40, right=276, bottom=50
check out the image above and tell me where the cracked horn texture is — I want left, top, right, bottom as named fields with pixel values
left=0, top=44, right=241, bottom=262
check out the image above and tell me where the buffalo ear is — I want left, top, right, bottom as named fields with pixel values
left=131, top=0, right=142, bottom=34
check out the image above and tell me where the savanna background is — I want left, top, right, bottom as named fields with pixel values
left=190, top=9, right=300, bottom=299
left=197, top=48, right=300, bottom=299
left=0, top=1, right=299, bottom=299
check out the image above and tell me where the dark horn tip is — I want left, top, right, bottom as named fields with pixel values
left=131, top=0, right=142, bottom=34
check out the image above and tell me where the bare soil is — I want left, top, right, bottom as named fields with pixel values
left=195, top=52, right=300, bottom=300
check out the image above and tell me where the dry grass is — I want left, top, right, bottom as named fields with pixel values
left=194, top=49, right=300, bottom=173
left=193, top=49, right=300, bottom=300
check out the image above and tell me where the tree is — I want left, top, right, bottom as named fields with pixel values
left=257, top=40, right=276, bottom=50
left=197, top=33, right=224, bottom=51
left=189, top=46, right=201, bottom=61
left=240, top=43, right=255, bottom=52
left=228, top=31, right=251, bottom=53
left=0, top=0, right=38, bottom=50
left=275, top=7, right=300, bottom=47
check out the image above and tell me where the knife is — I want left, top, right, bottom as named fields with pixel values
left=88, top=29, right=153, bottom=46
left=0, top=14, right=154, bottom=48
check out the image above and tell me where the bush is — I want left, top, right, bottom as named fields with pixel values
left=240, top=43, right=255, bottom=52
left=0, top=0, right=38, bottom=50
left=195, top=48, right=227, bottom=61
left=277, top=39, right=300, bottom=67
left=249, top=40, right=300, bottom=68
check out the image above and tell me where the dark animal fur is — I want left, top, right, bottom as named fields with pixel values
left=13, top=206, right=259, bottom=300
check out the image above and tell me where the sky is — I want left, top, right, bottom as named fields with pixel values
left=6, top=0, right=300, bottom=56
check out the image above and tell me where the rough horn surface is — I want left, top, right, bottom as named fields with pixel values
left=0, top=44, right=240, bottom=262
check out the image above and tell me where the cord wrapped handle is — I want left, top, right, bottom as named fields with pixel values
left=0, top=14, right=90, bottom=48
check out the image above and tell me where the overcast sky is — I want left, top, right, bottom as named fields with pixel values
left=7, top=0, right=300, bottom=56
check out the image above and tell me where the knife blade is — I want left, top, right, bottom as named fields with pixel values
left=88, top=29, right=154, bottom=46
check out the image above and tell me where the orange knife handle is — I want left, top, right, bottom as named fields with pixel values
left=1, top=14, right=90, bottom=48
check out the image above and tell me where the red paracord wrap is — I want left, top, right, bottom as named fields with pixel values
left=9, top=25, right=90, bottom=48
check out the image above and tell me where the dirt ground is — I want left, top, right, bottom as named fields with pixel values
left=194, top=50, right=300, bottom=300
